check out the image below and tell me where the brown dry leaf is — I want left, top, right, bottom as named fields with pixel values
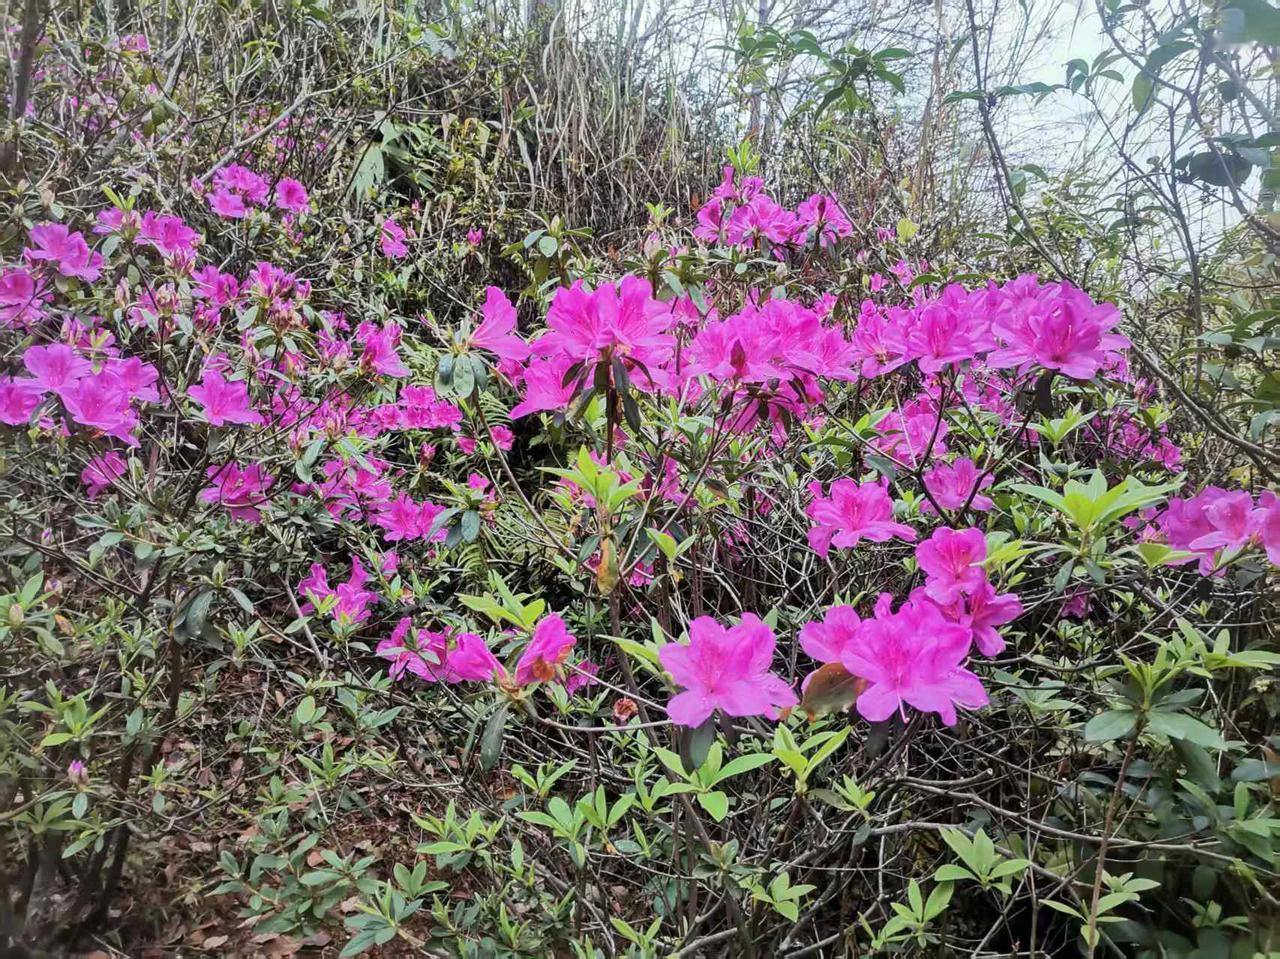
left=203, top=936, right=229, bottom=950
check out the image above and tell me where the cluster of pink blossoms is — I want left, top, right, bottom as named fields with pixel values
left=374, top=612, right=598, bottom=696
left=655, top=526, right=1024, bottom=730
left=1150, top=488, right=1280, bottom=575
left=692, top=167, right=853, bottom=252
left=204, top=163, right=309, bottom=219
left=1, top=339, right=159, bottom=446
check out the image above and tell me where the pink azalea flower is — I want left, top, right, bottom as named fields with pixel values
left=563, top=660, right=601, bottom=696
left=795, top=193, right=853, bottom=248
left=207, top=188, right=248, bottom=219
left=915, top=527, right=988, bottom=604
left=380, top=218, right=409, bottom=258
left=357, top=322, right=409, bottom=378
left=23, top=343, right=91, bottom=392
left=799, top=605, right=864, bottom=666
left=466, top=228, right=484, bottom=247
left=491, top=425, right=514, bottom=450
left=1060, top=588, right=1092, bottom=620
left=188, top=370, right=263, bottom=426
left=192, top=265, right=240, bottom=306
left=104, top=357, right=160, bottom=403
left=805, top=478, right=917, bottom=557
left=199, top=462, right=274, bottom=522
left=1188, top=490, right=1262, bottom=554
left=470, top=287, right=530, bottom=363
left=515, top=614, right=577, bottom=685
left=398, top=386, right=462, bottom=430
left=215, top=164, right=268, bottom=204
left=0, top=376, right=45, bottom=425
left=24, top=223, right=104, bottom=282
left=58, top=372, right=138, bottom=444
left=0, top=267, right=49, bottom=328
left=1254, top=490, right=1279, bottom=565
left=377, top=618, right=435, bottom=681
left=840, top=594, right=987, bottom=726
left=274, top=178, right=310, bottom=214
left=659, top=613, right=797, bottom=727
left=448, top=632, right=505, bottom=682
left=298, top=559, right=378, bottom=625
left=509, top=355, right=577, bottom=419
left=907, top=297, right=984, bottom=373
left=137, top=213, right=200, bottom=257
left=988, top=281, right=1129, bottom=381
left=925, top=581, right=1023, bottom=656
left=850, top=308, right=912, bottom=378
left=457, top=436, right=476, bottom=455
left=922, top=458, right=994, bottom=513
left=81, top=450, right=127, bottom=498
left=534, top=277, right=675, bottom=374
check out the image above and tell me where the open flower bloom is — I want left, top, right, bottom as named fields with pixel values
left=1259, top=491, right=1280, bottom=566
left=510, top=355, right=577, bottom=419
left=840, top=594, right=987, bottom=726
left=915, top=526, right=988, bottom=604
left=659, top=613, right=797, bottom=727
left=188, top=370, right=263, bottom=426
left=470, top=287, right=530, bottom=363
left=380, top=218, right=409, bottom=258
left=798, top=605, right=863, bottom=666
left=378, top=620, right=504, bottom=683
left=515, top=614, right=577, bottom=685
left=806, top=478, right=916, bottom=557
left=199, top=462, right=274, bottom=522
left=922, top=458, right=994, bottom=513
left=24, top=223, right=104, bottom=282
left=923, top=581, right=1023, bottom=656
left=24, top=343, right=91, bottom=391
left=533, top=276, right=675, bottom=374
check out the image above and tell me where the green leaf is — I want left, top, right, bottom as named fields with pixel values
left=697, top=791, right=729, bottom=821
left=1083, top=709, right=1137, bottom=742
left=1146, top=710, right=1225, bottom=748
left=480, top=704, right=509, bottom=770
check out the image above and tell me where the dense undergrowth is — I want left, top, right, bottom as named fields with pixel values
left=1, top=1, right=1278, bottom=957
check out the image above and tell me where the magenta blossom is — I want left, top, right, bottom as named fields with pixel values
left=0, top=376, right=45, bottom=425
left=380, top=218, right=409, bottom=258
left=81, top=450, right=127, bottom=498
left=137, top=213, right=200, bottom=257
left=24, top=343, right=91, bottom=392
left=58, top=373, right=138, bottom=445
left=298, top=559, right=378, bottom=626
left=922, top=458, right=994, bottom=513
left=915, top=527, right=988, bottom=604
left=840, top=594, right=987, bottom=726
left=466, top=228, right=484, bottom=247
left=1189, top=490, right=1262, bottom=555
left=24, top=224, right=104, bottom=282
left=924, top=581, right=1023, bottom=656
left=658, top=613, right=797, bottom=727
left=1259, top=491, right=1280, bottom=566
left=377, top=621, right=500, bottom=684
left=199, top=462, right=274, bottom=522
left=510, top=355, right=577, bottom=419
left=207, top=188, right=248, bottom=219
left=470, top=287, right=530, bottom=363
left=534, top=277, right=674, bottom=376
left=515, top=614, right=577, bottom=685
left=805, top=478, right=917, bottom=557
left=274, top=178, right=310, bottom=214
left=188, top=370, right=263, bottom=426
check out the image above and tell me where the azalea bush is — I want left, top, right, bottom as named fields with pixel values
left=2, top=1, right=1279, bottom=958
